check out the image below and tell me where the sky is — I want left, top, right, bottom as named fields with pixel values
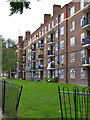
left=0, top=0, right=72, bottom=43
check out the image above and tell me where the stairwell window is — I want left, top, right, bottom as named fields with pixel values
left=70, top=69, right=75, bottom=79
left=80, top=0, right=84, bottom=10
left=70, top=6, right=75, bottom=17
left=70, top=21, right=75, bottom=31
left=61, top=13, right=64, bottom=22
left=81, top=68, right=85, bottom=79
left=70, top=37, right=75, bottom=47
left=60, top=26, right=64, bottom=35
left=60, top=69, right=64, bottom=78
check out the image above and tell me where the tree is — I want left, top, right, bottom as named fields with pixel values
left=8, top=0, right=41, bottom=16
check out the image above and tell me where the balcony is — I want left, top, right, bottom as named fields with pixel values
left=82, top=2, right=90, bottom=13
left=47, top=61, right=55, bottom=70
left=22, top=61, right=26, bottom=65
left=38, top=43, right=44, bottom=50
left=38, top=54, right=44, bottom=60
left=82, top=36, right=90, bottom=48
left=82, top=57, right=90, bottom=67
left=82, top=18, right=90, bottom=31
left=31, top=67, right=35, bottom=71
left=38, top=65, right=44, bottom=71
left=48, top=50, right=55, bottom=57
left=31, top=48, right=36, bottom=52
left=11, top=70, right=17, bottom=73
left=48, top=38, right=55, bottom=45
left=31, top=58, right=36, bottom=62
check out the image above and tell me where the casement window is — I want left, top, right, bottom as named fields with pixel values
left=70, top=37, right=75, bottom=47
left=70, top=21, right=75, bottom=31
left=60, top=26, right=64, bottom=35
left=60, top=55, right=64, bottom=64
left=56, top=30, right=58, bottom=38
left=60, top=41, right=64, bottom=49
left=81, top=68, right=85, bottom=79
left=48, top=24, right=50, bottom=31
left=70, top=52, right=75, bottom=62
left=45, top=27, right=47, bottom=33
left=44, top=60, right=46, bottom=67
left=70, top=6, right=75, bottom=17
left=81, top=50, right=85, bottom=61
left=70, top=69, right=75, bottom=79
left=61, top=13, right=64, bottom=22
left=81, top=15, right=84, bottom=26
left=44, top=71, right=46, bottom=78
left=44, top=37, right=46, bottom=44
left=55, top=70, right=58, bottom=77
left=52, top=21, right=54, bottom=28
left=56, top=17, right=58, bottom=25
left=55, top=56, right=58, bottom=65
left=55, top=43, right=58, bottom=51
left=80, top=0, right=84, bottom=10
left=48, top=71, right=50, bottom=78
left=60, top=69, right=64, bottom=78
left=81, top=33, right=84, bottom=43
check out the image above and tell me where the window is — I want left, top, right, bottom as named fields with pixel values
left=52, top=71, right=54, bottom=78
left=70, top=6, right=75, bottom=17
left=70, top=37, right=75, bottom=47
left=81, top=15, right=84, bottom=26
left=39, top=31, right=41, bottom=37
left=80, top=0, right=84, bottom=10
left=61, top=13, right=64, bottom=22
left=70, top=52, right=75, bottom=62
left=60, top=26, right=64, bottom=35
left=45, top=27, right=47, bottom=33
left=44, top=71, right=46, bottom=78
left=55, top=43, right=58, bottom=51
left=48, top=71, right=50, bottom=78
left=56, top=30, right=58, bottom=38
left=81, top=68, right=85, bottom=79
left=38, top=72, right=40, bottom=78
left=55, top=70, right=58, bottom=77
left=44, top=60, right=46, bottom=67
left=52, top=21, right=54, bottom=28
left=56, top=17, right=58, bottom=25
left=81, top=33, right=84, bottom=43
left=60, top=41, right=64, bottom=49
left=44, top=49, right=46, bottom=55
left=55, top=56, right=58, bottom=65
left=60, top=55, right=64, bottom=64
left=48, top=24, right=50, bottom=31
left=36, top=62, right=38, bottom=69
left=60, top=69, right=64, bottom=78
left=44, top=38, right=46, bottom=44
left=81, top=50, right=85, bottom=61
left=70, top=21, right=75, bottom=31
left=70, top=69, right=75, bottom=79
left=48, top=58, right=50, bottom=63
left=42, top=29, right=44, bottom=35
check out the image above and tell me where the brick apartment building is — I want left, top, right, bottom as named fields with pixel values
left=16, top=0, right=90, bottom=86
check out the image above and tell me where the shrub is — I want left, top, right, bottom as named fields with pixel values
left=44, top=77, right=48, bottom=82
left=53, top=77, right=58, bottom=83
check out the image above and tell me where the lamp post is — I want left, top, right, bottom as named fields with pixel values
left=58, top=13, right=60, bottom=82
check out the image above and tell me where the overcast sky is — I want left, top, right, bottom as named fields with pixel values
left=0, top=0, right=72, bottom=42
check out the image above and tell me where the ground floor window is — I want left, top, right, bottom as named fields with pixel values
left=52, top=71, right=54, bottom=78
left=44, top=71, right=46, bottom=78
left=70, top=69, right=75, bottom=79
left=55, top=70, right=58, bottom=77
left=60, top=69, right=64, bottom=78
left=48, top=71, right=50, bottom=78
left=81, top=68, right=85, bottom=79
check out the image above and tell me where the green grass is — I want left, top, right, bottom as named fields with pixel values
left=1, top=78, right=89, bottom=118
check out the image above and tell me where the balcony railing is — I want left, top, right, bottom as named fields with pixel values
left=38, top=54, right=44, bottom=59
left=47, top=38, right=55, bottom=44
left=38, top=43, right=44, bottom=49
left=31, top=48, right=36, bottom=52
left=38, top=65, right=43, bottom=70
left=31, top=67, right=35, bottom=71
left=82, top=57, right=90, bottom=66
left=82, top=36, right=90, bottom=48
left=31, top=58, right=36, bottom=61
left=48, top=50, right=55, bottom=57
left=82, top=18, right=90, bottom=27
left=11, top=70, right=17, bottom=73
left=22, top=62, right=26, bottom=65
left=22, top=53, right=26, bottom=56
left=47, top=61, right=55, bottom=70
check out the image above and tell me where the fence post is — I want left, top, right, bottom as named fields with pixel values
left=74, top=89, right=76, bottom=120
left=16, top=86, right=23, bottom=119
left=2, top=81, right=6, bottom=115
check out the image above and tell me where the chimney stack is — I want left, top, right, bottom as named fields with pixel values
left=18, top=36, right=23, bottom=43
left=44, top=14, right=51, bottom=23
left=53, top=5, right=61, bottom=15
left=25, top=30, right=31, bottom=40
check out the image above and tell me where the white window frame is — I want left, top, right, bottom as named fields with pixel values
left=70, top=21, right=75, bottom=31
left=81, top=50, right=85, bottom=61
left=70, top=37, right=75, bottom=47
left=70, top=69, right=75, bottom=79
left=52, top=21, right=54, bottom=28
left=55, top=43, right=58, bottom=51
left=70, top=52, right=75, bottom=62
left=60, top=69, right=64, bottom=78
left=60, top=55, right=64, bottom=64
left=56, top=17, right=58, bottom=25
left=55, top=56, right=58, bottom=65
left=81, top=68, right=85, bottom=79
left=61, top=13, right=64, bottom=22
left=60, top=41, right=64, bottom=49
left=70, top=6, right=75, bottom=17
left=81, top=33, right=84, bottom=43
left=45, top=27, right=47, bottom=33
left=60, top=26, right=64, bottom=35
left=48, top=71, right=50, bottom=78
left=55, top=70, right=58, bottom=77
left=48, top=24, right=50, bottom=31
left=80, top=0, right=84, bottom=10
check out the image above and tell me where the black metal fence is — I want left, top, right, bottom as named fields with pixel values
left=58, top=86, right=90, bottom=119
left=0, top=80, right=23, bottom=119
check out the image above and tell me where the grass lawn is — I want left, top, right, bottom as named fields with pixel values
left=1, top=78, right=89, bottom=118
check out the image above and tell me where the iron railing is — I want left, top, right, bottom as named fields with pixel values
left=82, top=57, right=90, bottom=65
left=38, top=43, right=44, bottom=48
left=47, top=50, right=55, bottom=56
left=58, top=86, right=90, bottom=119
left=82, top=36, right=90, bottom=46
left=0, top=80, right=23, bottom=119
left=38, top=54, right=44, bottom=59
left=82, top=18, right=90, bottom=27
